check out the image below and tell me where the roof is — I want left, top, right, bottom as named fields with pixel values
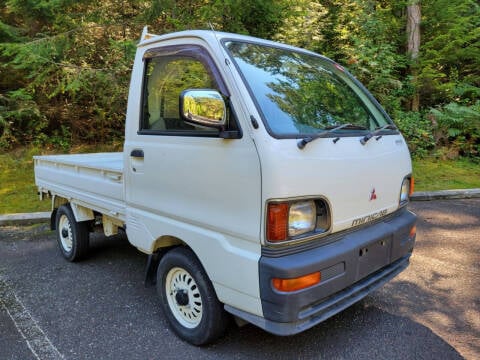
left=136, top=26, right=315, bottom=56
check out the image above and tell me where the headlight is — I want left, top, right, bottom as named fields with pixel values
left=399, top=177, right=413, bottom=206
left=288, top=200, right=316, bottom=237
left=266, top=198, right=330, bottom=244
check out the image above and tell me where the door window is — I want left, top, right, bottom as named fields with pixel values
left=141, top=53, right=221, bottom=135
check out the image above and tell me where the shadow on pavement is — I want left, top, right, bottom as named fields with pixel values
left=209, top=302, right=463, bottom=360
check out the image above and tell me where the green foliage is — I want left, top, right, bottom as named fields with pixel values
left=276, top=1, right=409, bottom=114
left=420, top=0, right=480, bottom=107
left=0, top=19, right=21, bottom=42
left=0, top=0, right=478, bottom=160
left=0, top=0, right=287, bottom=150
left=0, top=0, right=138, bottom=148
left=276, top=0, right=479, bottom=159
left=394, top=111, right=435, bottom=158
left=138, top=0, right=286, bottom=37
left=429, top=102, right=480, bottom=158
left=202, top=0, right=286, bottom=38
left=0, top=89, right=46, bottom=149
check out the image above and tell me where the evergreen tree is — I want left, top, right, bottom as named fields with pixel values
left=0, top=0, right=478, bottom=158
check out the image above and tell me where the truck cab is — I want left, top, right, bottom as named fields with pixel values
left=35, top=28, right=416, bottom=345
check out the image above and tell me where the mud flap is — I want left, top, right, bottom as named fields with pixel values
left=144, top=252, right=161, bottom=287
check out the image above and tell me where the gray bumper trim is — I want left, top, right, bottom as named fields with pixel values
left=225, top=254, right=410, bottom=336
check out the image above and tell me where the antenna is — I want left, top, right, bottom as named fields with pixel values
left=208, top=21, right=220, bottom=34
left=208, top=22, right=228, bottom=65
left=208, top=22, right=221, bottom=44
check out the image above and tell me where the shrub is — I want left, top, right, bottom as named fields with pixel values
left=0, top=89, right=47, bottom=150
left=393, top=111, right=435, bottom=158
left=429, top=102, right=480, bottom=159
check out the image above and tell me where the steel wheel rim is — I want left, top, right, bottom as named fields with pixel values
left=58, top=214, right=73, bottom=252
left=165, top=267, right=203, bottom=328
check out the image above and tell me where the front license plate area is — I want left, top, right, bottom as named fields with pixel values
left=356, top=238, right=391, bottom=280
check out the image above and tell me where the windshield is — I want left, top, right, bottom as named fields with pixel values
left=224, top=41, right=392, bottom=138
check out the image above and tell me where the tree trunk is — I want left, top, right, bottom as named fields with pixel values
left=407, top=1, right=421, bottom=111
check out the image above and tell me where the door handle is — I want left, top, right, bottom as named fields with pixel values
left=130, top=149, right=144, bottom=158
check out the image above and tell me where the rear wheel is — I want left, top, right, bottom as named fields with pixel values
left=157, top=247, right=229, bottom=345
left=55, top=204, right=90, bottom=261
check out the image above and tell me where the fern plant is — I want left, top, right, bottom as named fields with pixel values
left=430, top=102, right=480, bottom=158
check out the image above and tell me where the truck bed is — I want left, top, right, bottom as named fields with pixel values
left=34, top=152, right=125, bottom=221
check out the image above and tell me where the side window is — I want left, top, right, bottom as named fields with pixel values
left=141, top=56, right=220, bottom=134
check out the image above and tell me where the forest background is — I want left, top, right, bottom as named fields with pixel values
left=0, top=0, right=479, bottom=159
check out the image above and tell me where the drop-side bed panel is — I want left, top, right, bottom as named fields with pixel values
left=34, top=153, right=125, bottom=220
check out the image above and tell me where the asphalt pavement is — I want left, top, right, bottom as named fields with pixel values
left=0, top=198, right=479, bottom=359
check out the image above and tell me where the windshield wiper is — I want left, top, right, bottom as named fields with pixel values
left=359, top=124, right=398, bottom=145
left=297, top=123, right=367, bottom=149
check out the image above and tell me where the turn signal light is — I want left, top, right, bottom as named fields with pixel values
left=267, top=203, right=289, bottom=242
left=409, top=225, right=416, bottom=239
left=409, top=177, right=415, bottom=196
left=272, top=272, right=321, bottom=292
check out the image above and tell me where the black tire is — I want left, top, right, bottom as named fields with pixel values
left=157, top=247, right=229, bottom=345
left=55, top=204, right=90, bottom=261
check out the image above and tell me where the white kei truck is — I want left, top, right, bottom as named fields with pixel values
left=34, top=27, right=417, bottom=345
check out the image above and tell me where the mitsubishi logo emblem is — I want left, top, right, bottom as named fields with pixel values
left=369, top=188, right=377, bottom=201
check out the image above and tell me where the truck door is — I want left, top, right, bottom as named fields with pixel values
left=124, top=45, right=261, bottom=253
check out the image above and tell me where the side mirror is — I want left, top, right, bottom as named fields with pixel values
left=180, top=89, right=226, bottom=129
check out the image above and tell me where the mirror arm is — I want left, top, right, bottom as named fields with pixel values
left=219, top=130, right=241, bottom=139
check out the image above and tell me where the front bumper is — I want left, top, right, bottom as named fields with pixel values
left=225, top=207, right=416, bottom=335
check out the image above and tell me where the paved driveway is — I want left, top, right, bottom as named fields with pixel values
left=1, top=199, right=478, bottom=359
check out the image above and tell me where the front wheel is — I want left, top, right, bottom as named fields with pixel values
left=55, top=204, right=90, bottom=261
left=157, top=247, right=229, bottom=345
